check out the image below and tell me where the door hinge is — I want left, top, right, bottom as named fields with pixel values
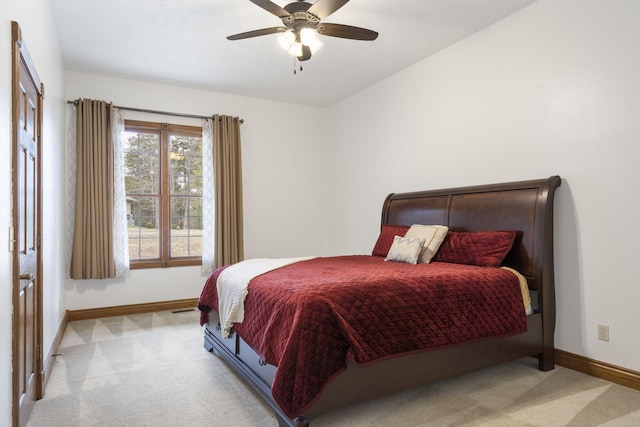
left=8, top=226, right=15, bottom=252
left=36, top=344, right=41, bottom=361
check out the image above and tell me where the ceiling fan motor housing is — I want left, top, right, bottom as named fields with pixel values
left=282, top=2, right=320, bottom=32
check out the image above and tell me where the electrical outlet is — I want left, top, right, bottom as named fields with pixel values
left=597, top=324, right=610, bottom=342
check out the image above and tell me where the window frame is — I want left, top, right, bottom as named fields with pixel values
left=124, top=119, right=203, bottom=269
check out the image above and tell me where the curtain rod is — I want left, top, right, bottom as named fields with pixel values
left=66, top=100, right=244, bottom=123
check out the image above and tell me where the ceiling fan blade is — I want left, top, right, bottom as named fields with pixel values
left=307, top=0, right=350, bottom=19
left=249, top=0, right=291, bottom=18
left=227, top=27, right=288, bottom=40
left=318, top=23, right=378, bottom=41
left=298, top=45, right=312, bottom=61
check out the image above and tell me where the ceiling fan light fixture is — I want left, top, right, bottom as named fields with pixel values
left=289, top=39, right=322, bottom=57
left=278, top=30, right=296, bottom=50
left=289, top=41, right=303, bottom=58
left=305, top=37, right=323, bottom=53
left=299, top=27, right=317, bottom=46
left=279, top=30, right=322, bottom=58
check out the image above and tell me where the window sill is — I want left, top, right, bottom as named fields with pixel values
left=130, top=258, right=202, bottom=269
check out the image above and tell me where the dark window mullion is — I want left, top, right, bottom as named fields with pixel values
left=160, top=125, right=171, bottom=264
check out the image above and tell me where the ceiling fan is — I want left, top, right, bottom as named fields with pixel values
left=227, top=0, right=378, bottom=62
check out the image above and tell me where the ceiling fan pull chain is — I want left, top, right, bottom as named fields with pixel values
left=293, top=54, right=304, bottom=74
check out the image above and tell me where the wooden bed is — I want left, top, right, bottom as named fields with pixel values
left=202, top=175, right=562, bottom=426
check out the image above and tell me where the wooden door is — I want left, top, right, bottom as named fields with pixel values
left=12, top=21, right=44, bottom=427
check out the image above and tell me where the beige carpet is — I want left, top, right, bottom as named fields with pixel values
left=28, top=310, right=640, bottom=426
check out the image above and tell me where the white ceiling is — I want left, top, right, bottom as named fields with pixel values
left=51, top=0, right=537, bottom=107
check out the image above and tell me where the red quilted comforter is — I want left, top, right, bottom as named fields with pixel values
left=198, top=255, right=527, bottom=419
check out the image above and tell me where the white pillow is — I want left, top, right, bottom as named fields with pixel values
left=385, top=235, right=426, bottom=264
left=404, top=224, right=449, bottom=264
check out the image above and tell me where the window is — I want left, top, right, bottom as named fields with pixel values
left=123, top=120, right=203, bottom=268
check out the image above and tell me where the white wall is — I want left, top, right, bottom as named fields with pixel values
left=64, top=72, right=331, bottom=309
left=0, top=0, right=67, bottom=424
left=4, top=4, right=637, bottom=424
left=326, top=0, right=640, bottom=372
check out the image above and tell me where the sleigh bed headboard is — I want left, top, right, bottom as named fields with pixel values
left=381, top=176, right=561, bottom=311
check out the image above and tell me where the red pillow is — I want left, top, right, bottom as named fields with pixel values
left=372, top=225, right=410, bottom=257
left=433, top=231, right=516, bottom=267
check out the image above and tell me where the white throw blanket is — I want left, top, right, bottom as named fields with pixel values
left=217, top=257, right=314, bottom=339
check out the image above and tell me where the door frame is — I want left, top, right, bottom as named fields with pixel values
left=11, top=21, right=44, bottom=427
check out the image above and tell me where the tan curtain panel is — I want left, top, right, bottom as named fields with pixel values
left=213, top=115, right=244, bottom=268
left=70, top=99, right=116, bottom=279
